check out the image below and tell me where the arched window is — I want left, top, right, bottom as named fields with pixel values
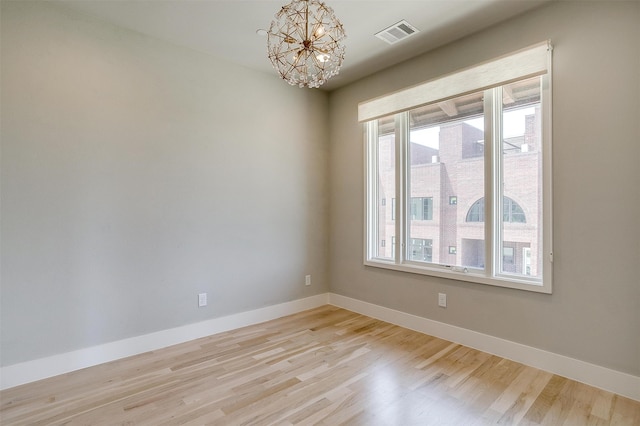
left=467, top=199, right=485, bottom=222
left=466, top=197, right=526, bottom=223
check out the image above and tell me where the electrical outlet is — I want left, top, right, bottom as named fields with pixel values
left=198, top=292, right=207, bottom=307
left=438, top=293, right=447, bottom=308
left=305, top=275, right=311, bottom=286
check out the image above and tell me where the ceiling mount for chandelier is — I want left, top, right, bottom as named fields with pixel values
left=266, top=0, right=346, bottom=88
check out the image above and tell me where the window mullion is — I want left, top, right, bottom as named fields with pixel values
left=484, top=89, right=497, bottom=277
left=396, top=112, right=408, bottom=263
left=365, top=121, right=378, bottom=260
left=491, top=87, right=505, bottom=277
left=494, top=87, right=505, bottom=277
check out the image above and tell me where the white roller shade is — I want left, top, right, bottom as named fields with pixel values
left=358, top=41, right=552, bottom=122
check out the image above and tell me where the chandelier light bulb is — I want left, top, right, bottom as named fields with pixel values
left=266, top=0, right=346, bottom=89
left=316, top=53, right=330, bottom=63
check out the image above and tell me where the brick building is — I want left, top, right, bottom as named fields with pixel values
left=377, top=106, right=542, bottom=278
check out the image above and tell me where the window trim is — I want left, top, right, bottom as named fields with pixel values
left=363, top=43, right=553, bottom=294
left=358, top=41, right=551, bottom=122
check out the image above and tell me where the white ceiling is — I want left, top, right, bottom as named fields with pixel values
left=56, top=0, right=550, bottom=91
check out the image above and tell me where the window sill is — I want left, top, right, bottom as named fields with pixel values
left=364, top=259, right=551, bottom=294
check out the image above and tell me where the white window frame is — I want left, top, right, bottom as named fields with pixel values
left=362, top=42, right=553, bottom=293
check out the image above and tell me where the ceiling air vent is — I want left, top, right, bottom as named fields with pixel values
left=375, top=20, right=419, bottom=45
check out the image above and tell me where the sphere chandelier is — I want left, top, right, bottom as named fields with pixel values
left=266, top=0, right=346, bottom=88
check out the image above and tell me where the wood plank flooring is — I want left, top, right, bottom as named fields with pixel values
left=1, top=306, right=639, bottom=425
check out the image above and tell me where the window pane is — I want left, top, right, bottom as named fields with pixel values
left=375, top=115, right=396, bottom=259
left=410, top=197, right=433, bottom=220
left=500, top=76, right=542, bottom=278
left=409, top=238, right=433, bottom=262
left=408, top=91, right=485, bottom=268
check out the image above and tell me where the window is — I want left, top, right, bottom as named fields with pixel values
left=466, top=197, right=526, bottom=223
left=467, top=199, right=485, bottom=223
left=363, top=42, right=552, bottom=293
left=410, top=197, right=433, bottom=220
left=409, top=238, right=432, bottom=262
left=503, top=247, right=515, bottom=264
left=503, top=198, right=526, bottom=223
left=371, top=115, right=396, bottom=260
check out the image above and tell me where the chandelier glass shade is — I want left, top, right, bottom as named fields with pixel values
left=267, top=0, right=346, bottom=88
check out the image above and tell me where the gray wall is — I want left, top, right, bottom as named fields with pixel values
left=2, top=0, right=639, bottom=380
left=328, top=1, right=640, bottom=376
left=1, top=1, right=329, bottom=366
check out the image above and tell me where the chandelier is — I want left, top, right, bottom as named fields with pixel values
left=266, top=0, right=346, bottom=88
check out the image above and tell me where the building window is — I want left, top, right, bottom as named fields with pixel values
left=466, top=197, right=526, bottom=223
left=503, top=198, right=526, bottom=223
left=466, top=199, right=485, bottom=223
left=409, top=238, right=433, bottom=262
left=391, top=236, right=396, bottom=257
left=410, top=197, right=433, bottom=220
left=503, top=246, right=514, bottom=264
left=391, top=198, right=396, bottom=221
left=363, top=42, right=552, bottom=293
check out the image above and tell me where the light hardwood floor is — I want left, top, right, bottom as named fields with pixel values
left=1, top=306, right=639, bottom=425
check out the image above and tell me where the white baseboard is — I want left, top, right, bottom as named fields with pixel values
left=328, top=293, right=640, bottom=402
left=0, top=293, right=329, bottom=390
left=3, top=292, right=638, bottom=402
